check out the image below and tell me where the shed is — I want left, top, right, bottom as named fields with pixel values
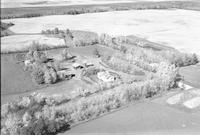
left=72, top=63, right=84, bottom=69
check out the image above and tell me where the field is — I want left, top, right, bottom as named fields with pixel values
left=1, top=1, right=200, bottom=19
left=1, top=35, right=65, bottom=53
left=2, top=9, right=200, bottom=55
left=1, top=54, right=39, bottom=95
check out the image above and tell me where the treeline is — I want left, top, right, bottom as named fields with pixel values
left=2, top=1, right=200, bottom=19
left=1, top=22, right=14, bottom=37
left=99, top=33, right=199, bottom=67
left=42, top=28, right=99, bottom=47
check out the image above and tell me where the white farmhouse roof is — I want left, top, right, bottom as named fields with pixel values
left=24, top=60, right=32, bottom=66
left=97, top=71, right=115, bottom=82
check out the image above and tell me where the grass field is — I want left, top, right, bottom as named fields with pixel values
left=1, top=1, right=200, bottom=19
left=1, top=54, right=41, bottom=95
left=1, top=35, right=65, bottom=53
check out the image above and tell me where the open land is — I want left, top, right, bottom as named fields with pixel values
left=2, top=9, right=200, bottom=55
left=1, top=1, right=200, bottom=19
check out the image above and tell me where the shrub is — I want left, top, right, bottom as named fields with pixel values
left=93, top=48, right=101, bottom=58
left=61, top=48, right=71, bottom=60
left=44, top=67, right=58, bottom=84
left=33, top=51, right=48, bottom=63
left=28, top=41, right=49, bottom=52
left=99, top=33, right=113, bottom=46
left=31, top=67, right=45, bottom=84
left=72, top=31, right=99, bottom=46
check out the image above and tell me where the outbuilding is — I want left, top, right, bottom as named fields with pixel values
left=72, top=63, right=84, bottom=69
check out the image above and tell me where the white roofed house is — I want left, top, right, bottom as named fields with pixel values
left=97, top=71, right=116, bottom=82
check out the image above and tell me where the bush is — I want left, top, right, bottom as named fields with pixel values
left=61, top=48, right=71, bottom=60
left=99, top=33, right=113, bottom=46
left=44, top=67, right=58, bottom=84
left=31, top=67, right=45, bottom=84
left=72, top=31, right=99, bottom=46
left=33, top=51, right=48, bottom=63
left=93, top=48, right=101, bottom=58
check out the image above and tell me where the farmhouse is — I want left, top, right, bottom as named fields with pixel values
left=97, top=71, right=116, bottom=82
left=24, top=60, right=33, bottom=66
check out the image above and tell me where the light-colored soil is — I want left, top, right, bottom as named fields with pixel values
left=2, top=9, right=200, bottom=55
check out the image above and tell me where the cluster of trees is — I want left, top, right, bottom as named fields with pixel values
left=99, top=33, right=127, bottom=53
left=42, top=28, right=73, bottom=39
left=25, top=47, right=59, bottom=84
left=1, top=22, right=14, bottom=37
left=101, top=55, right=145, bottom=75
left=42, top=28, right=99, bottom=47
left=71, top=30, right=99, bottom=47
left=157, top=50, right=199, bottom=67
left=1, top=93, right=69, bottom=135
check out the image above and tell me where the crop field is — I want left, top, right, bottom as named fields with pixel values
left=2, top=9, right=200, bottom=55
left=2, top=0, right=200, bottom=19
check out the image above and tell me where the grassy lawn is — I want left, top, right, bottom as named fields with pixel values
left=1, top=54, right=42, bottom=95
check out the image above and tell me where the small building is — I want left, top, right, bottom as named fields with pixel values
left=150, top=63, right=159, bottom=69
left=57, top=70, right=75, bottom=80
left=72, top=63, right=84, bottom=69
left=97, top=71, right=116, bottom=82
left=24, top=60, right=33, bottom=67
left=83, top=60, right=94, bottom=67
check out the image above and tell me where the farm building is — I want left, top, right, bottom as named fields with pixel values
left=83, top=60, right=94, bottom=67
left=97, top=71, right=116, bottom=82
left=57, top=70, right=75, bottom=80
left=72, top=63, right=84, bottom=69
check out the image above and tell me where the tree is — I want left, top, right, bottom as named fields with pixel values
left=66, top=29, right=73, bottom=39
left=31, top=67, right=45, bottom=84
left=33, top=51, right=48, bottom=63
left=93, top=48, right=101, bottom=58
left=54, top=27, right=59, bottom=34
left=61, top=48, right=71, bottom=60
left=44, top=67, right=58, bottom=84
left=192, top=53, right=199, bottom=64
